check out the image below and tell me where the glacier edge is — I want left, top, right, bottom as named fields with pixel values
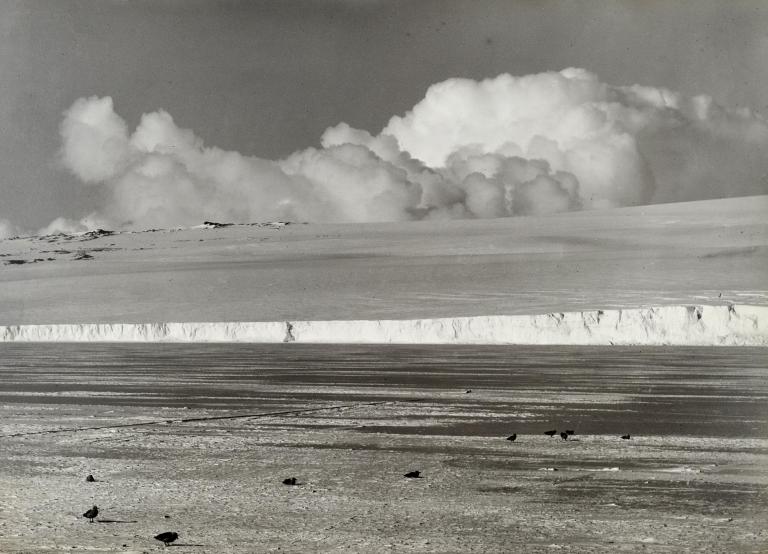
left=0, top=305, right=766, bottom=345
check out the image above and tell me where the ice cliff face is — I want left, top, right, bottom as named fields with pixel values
left=0, top=305, right=765, bottom=345
left=291, top=304, right=767, bottom=345
left=0, top=321, right=287, bottom=343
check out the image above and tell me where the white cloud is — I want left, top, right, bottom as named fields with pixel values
left=60, top=96, right=131, bottom=183
left=52, top=69, right=768, bottom=230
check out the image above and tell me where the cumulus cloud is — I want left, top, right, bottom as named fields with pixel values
left=52, top=68, right=768, bottom=230
left=384, top=68, right=767, bottom=210
left=61, top=96, right=132, bottom=183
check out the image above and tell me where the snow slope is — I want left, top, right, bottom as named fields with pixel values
left=0, top=196, right=766, bottom=326
left=1, top=304, right=765, bottom=345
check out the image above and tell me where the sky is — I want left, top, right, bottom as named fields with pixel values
left=1, top=0, right=768, bottom=232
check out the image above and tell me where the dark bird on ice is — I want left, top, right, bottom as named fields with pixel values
left=404, top=470, right=421, bottom=478
left=154, top=532, right=179, bottom=546
left=544, top=429, right=557, bottom=437
left=565, top=430, right=575, bottom=436
left=465, top=389, right=472, bottom=393
left=82, top=505, right=98, bottom=522
left=506, top=434, right=517, bottom=442
left=85, top=474, right=95, bottom=482
left=621, top=434, right=631, bottom=440
left=282, top=477, right=297, bottom=485
left=560, top=432, right=569, bottom=440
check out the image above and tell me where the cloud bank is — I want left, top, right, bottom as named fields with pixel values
left=44, top=68, right=768, bottom=231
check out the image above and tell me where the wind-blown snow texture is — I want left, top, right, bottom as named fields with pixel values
left=1, top=304, right=765, bottom=345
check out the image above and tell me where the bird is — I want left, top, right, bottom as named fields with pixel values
left=565, top=430, right=575, bottom=436
left=621, top=434, right=631, bottom=440
left=282, top=477, right=297, bottom=485
left=544, top=429, right=557, bottom=437
left=85, top=474, right=95, bottom=482
left=404, top=470, right=421, bottom=478
left=506, top=434, right=517, bottom=442
left=154, top=532, right=179, bottom=546
left=82, top=505, right=98, bottom=523
left=560, top=432, right=569, bottom=441
left=465, top=389, right=472, bottom=394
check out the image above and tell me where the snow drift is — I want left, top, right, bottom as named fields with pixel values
left=1, top=304, right=765, bottom=346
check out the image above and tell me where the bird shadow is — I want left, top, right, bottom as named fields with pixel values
left=97, top=519, right=138, bottom=524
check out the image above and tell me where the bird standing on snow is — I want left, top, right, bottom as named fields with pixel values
left=85, top=474, right=95, bottom=482
left=404, top=470, right=421, bottom=478
left=154, top=532, right=179, bottom=546
left=282, top=477, right=297, bottom=485
left=621, top=434, right=631, bottom=440
left=544, top=429, right=557, bottom=437
left=506, top=434, right=517, bottom=442
left=82, top=505, right=98, bottom=522
left=560, top=432, right=569, bottom=440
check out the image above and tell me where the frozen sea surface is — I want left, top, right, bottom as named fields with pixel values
left=1, top=344, right=767, bottom=552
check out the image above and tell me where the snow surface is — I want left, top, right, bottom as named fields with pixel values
left=0, top=196, right=766, bottom=345
left=1, top=304, right=765, bottom=345
left=1, top=196, right=766, bottom=326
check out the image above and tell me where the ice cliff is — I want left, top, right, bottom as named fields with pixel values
left=0, top=321, right=286, bottom=343
left=0, top=304, right=766, bottom=345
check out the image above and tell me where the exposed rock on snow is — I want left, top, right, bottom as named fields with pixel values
left=80, top=229, right=116, bottom=241
left=194, top=221, right=234, bottom=229
left=0, top=304, right=765, bottom=345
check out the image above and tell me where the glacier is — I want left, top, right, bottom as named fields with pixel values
left=0, top=304, right=766, bottom=345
